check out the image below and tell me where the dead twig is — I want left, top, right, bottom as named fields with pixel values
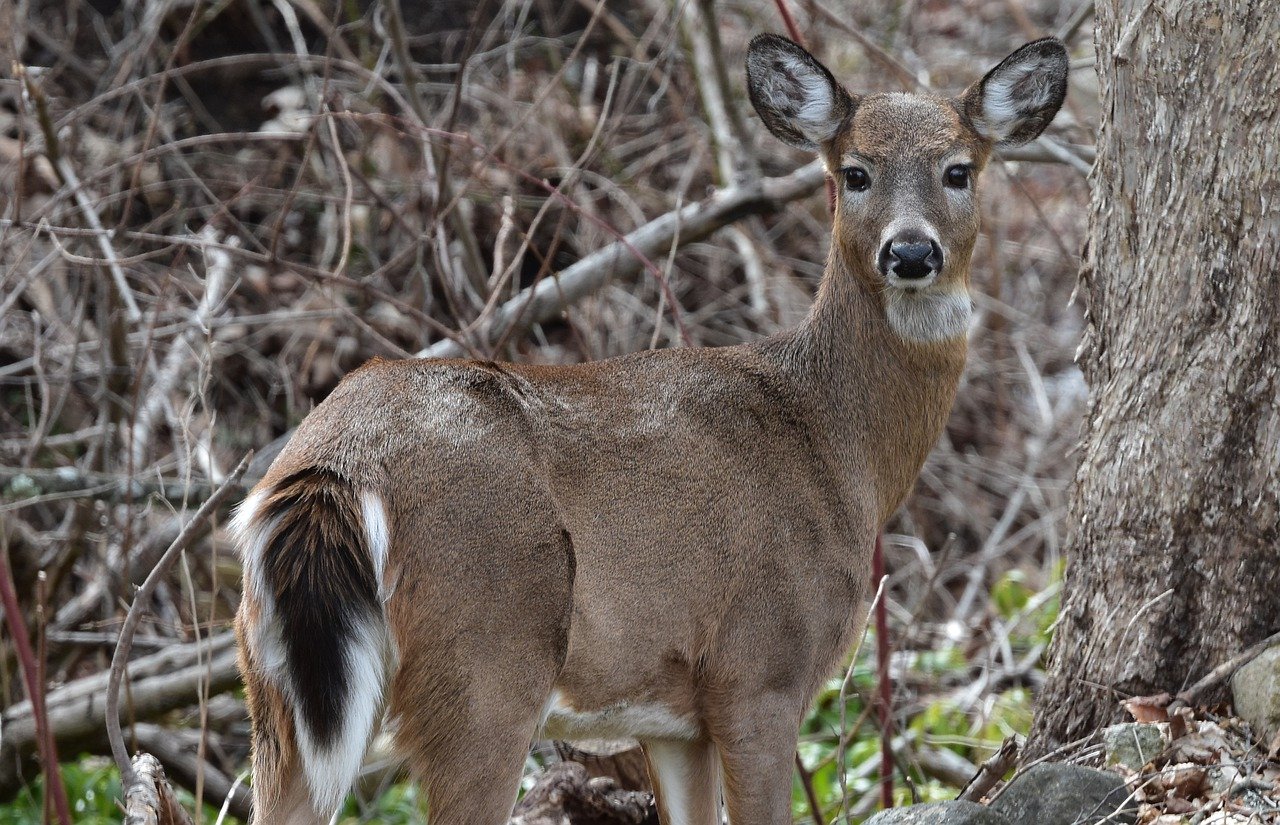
left=957, top=735, right=1020, bottom=802
left=840, top=571, right=889, bottom=822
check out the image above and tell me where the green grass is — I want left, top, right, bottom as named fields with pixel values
left=0, top=758, right=242, bottom=825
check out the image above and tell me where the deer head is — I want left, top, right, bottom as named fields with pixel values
left=746, top=34, right=1068, bottom=343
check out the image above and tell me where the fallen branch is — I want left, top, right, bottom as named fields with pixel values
left=555, top=740, right=651, bottom=792
left=509, top=761, right=656, bottom=825
left=0, top=633, right=241, bottom=798
left=1172, top=630, right=1280, bottom=708
left=957, top=736, right=1020, bottom=802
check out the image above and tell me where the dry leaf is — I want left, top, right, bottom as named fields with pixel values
left=1162, top=763, right=1208, bottom=799
left=1169, top=706, right=1194, bottom=740
left=1124, top=693, right=1173, bottom=723
left=1161, top=796, right=1197, bottom=814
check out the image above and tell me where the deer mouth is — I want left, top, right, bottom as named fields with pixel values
left=886, top=270, right=939, bottom=291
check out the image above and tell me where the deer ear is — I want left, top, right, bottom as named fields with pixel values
left=961, top=38, right=1069, bottom=147
left=746, top=33, right=856, bottom=151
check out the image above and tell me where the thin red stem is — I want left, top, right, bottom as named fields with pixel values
left=771, top=0, right=805, bottom=43
left=0, top=552, right=72, bottom=825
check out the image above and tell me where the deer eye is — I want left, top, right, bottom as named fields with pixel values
left=945, top=164, right=972, bottom=188
left=842, top=167, right=871, bottom=192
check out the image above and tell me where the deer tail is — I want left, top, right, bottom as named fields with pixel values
left=233, top=468, right=392, bottom=819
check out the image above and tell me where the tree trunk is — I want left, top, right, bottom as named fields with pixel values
left=1027, top=0, right=1280, bottom=757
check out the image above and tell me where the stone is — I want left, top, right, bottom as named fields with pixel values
left=991, top=763, right=1136, bottom=825
left=1231, top=645, right=1280, bottom=742
left=1103, top=722, right=1168, bottom=770
left=862, top=800, right=1013, bottom=825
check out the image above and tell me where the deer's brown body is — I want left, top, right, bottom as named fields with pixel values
left=234, top=33, right=1067, bottom=825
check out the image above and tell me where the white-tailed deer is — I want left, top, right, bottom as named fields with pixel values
left=233, top=33, right=1067, bottom=824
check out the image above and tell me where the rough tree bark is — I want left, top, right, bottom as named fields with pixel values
left=1027, top=0, right=1280, bottom=757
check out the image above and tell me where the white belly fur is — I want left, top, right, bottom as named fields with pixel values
left=540, top=690, right=699, bottom=741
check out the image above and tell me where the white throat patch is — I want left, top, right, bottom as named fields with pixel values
left=885, top=288, right=972, bottom=343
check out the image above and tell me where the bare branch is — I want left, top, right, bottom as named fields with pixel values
left=107, top=455, right=251, bottom=789
left=417, top=161, right=827, bottom=360
left=124, top=753, right=195, bottom=825
left=0, top=466, right=245, bottom=506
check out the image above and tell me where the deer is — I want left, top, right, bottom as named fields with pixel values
left=231, top=32, right=1067, bottom=825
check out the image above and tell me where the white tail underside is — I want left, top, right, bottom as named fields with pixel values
left=234, top=487, right=394, bottom=817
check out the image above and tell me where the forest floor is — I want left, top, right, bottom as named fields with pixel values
left=1110, top=700, right=1280, bottom=825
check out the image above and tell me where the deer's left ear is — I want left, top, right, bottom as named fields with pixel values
left=961, top=38, right=1069, bottom=147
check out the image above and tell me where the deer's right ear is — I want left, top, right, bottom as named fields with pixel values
left=746, top=34, right=855, bottom=151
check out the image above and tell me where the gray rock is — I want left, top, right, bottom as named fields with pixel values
left=1102, top=722, right=1167, bottom=770
left=991, top=763, right=1136, bottom=825
left=1231, top=645, right=1280, bottom=742
left=863, top=800, right=1013, bottom=825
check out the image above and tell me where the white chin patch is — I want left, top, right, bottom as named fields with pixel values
left=885, top=287, right=972, bottom=343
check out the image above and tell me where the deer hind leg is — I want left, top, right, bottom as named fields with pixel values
left=387, top=656, right=559, bottom=825
left=642, top=738, right=722, bottom=825
left=384, top=524, right=575, bottom=824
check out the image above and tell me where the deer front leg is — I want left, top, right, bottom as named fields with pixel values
left=711, top=696, right=803, bottom=825
left=641, top=738, right=721, bottom=825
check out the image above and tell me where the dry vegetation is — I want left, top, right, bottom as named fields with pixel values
left=0, top=0, right=1099, bottom=820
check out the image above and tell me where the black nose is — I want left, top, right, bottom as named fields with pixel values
left=878, top=237, right=944, bottom=280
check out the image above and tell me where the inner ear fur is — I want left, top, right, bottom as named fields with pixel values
left=961, top=37, right=1069, bottom=147
left=746, top=33, right=857, bottom=151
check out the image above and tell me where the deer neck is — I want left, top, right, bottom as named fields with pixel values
left=761, top=251, right=969, bottom=525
